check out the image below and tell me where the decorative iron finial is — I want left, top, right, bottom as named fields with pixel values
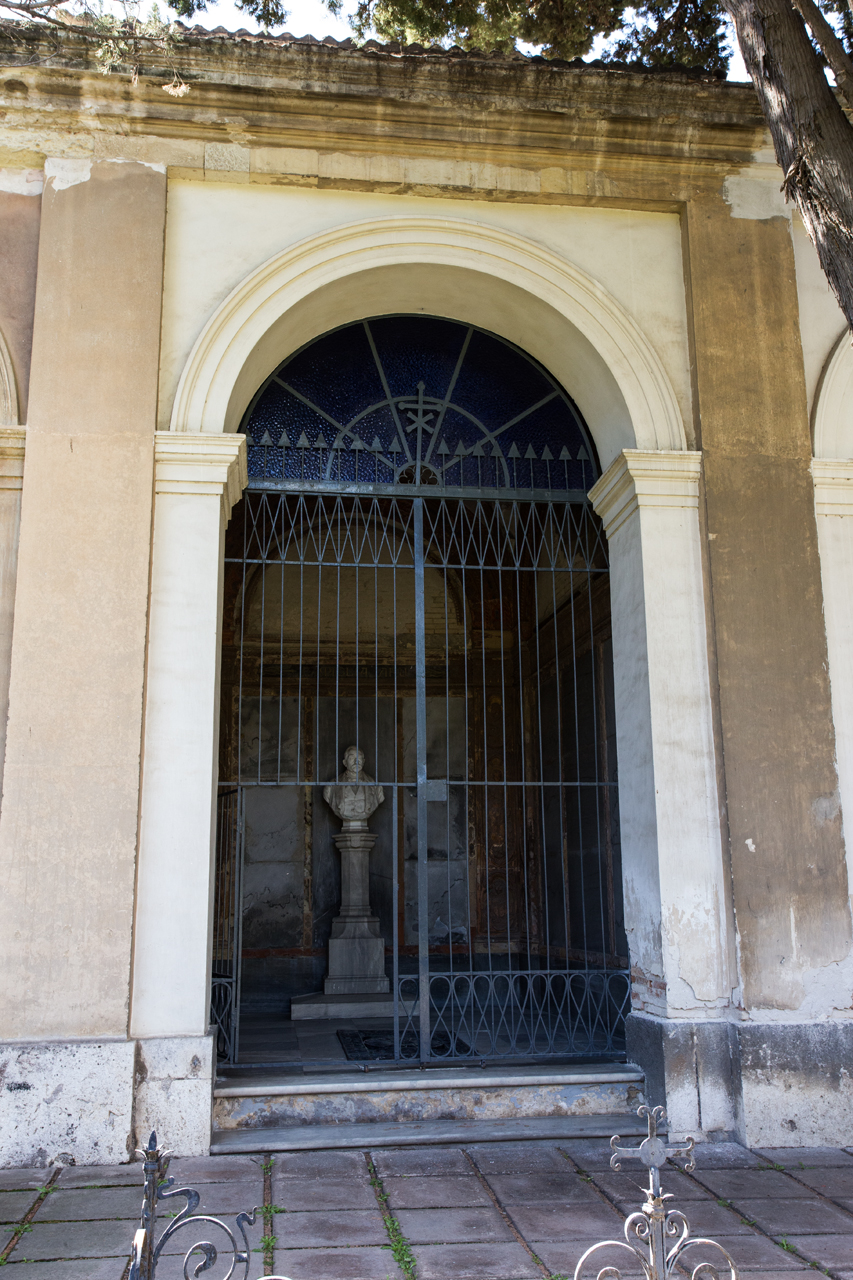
left=574, top=1106, right=740, bottom=1280
left=610, top=1104, right=696, bottom=1200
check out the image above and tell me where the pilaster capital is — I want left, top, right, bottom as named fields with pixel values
left=154, top=431, right=247, bottom=521
left=589, top=449, right=703, bottom=539
left=0, top=426, right=26, bottom=492
left=811, top=458, right=853, bottom=517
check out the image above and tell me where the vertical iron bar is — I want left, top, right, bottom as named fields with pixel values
left=414, top=496, right=431, bottom=1061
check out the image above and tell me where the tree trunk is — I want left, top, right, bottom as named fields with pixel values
left=723, top=0, right=853, bottom=333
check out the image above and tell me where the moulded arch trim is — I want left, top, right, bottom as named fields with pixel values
left=814, top=329, right=853, bottom=459
left=168, top=216, right=687, bottom=464
left=0, top=324, right=19, bottom=426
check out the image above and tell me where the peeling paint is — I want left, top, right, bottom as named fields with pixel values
left=44, top=157, right=91, bottom=191
left=723, top=170, right=790, bottom=222
left=0, top=168, right=42, bottom=196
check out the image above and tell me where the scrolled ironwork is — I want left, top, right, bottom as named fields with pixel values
left=573, top=1107, right=740, bottom=1280
left=128, top=1131, right=289, bottom=1280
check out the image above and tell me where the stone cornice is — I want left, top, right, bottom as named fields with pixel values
left=154, top=431, right=247, bottom=520
left=589, top=449, right=702, bottom=538
left=812, top=459, right=853, bottom=518
left=0, top=29, right=768, bottom=179
left=0, top=427, right=26, bottom=492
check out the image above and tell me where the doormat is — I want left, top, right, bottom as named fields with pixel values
left=337, top=1028, right=470, bottom=1061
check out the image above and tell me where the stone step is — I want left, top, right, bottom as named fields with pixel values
left=210, top=1109, right=649, bottom=1153
left=212, top=1062, right=644, bottom=1141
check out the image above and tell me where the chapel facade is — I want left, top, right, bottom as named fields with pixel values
left=0, top=25, right=851, bottom=1165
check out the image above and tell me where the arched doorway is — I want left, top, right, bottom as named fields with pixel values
left=212, top=315, right=629, bottom=1066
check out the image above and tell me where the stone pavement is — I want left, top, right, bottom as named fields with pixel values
left=2, top=1138, right=853, bottom=1279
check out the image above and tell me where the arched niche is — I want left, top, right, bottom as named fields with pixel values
left=168, top=217, right=687, bottom=471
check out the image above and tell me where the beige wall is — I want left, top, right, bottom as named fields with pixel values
left=0, top=161, right=166, bottom=1038
left=686, top=199, right=852, bottom=1013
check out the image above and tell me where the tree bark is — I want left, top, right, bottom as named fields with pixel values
left=723, top=0, right=853, bottom=333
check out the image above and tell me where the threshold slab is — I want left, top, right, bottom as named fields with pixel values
left=210, top=1112, right=651, bottom=1154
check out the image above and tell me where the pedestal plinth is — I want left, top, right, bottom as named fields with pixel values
left=325, top=829, right=389, bottom=996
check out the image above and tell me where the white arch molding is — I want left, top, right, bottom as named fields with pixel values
left=167, top=217, right=687, bottom=469
left=814, top=329, right=853, bottom=460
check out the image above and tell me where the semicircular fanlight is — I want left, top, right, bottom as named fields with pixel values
left=242, top=315, right=598, bottom=495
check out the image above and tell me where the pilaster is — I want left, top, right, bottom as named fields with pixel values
left=591, top=449, right=735, bottom=1137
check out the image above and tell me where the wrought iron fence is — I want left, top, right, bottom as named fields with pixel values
left=128, top=1132, right=286, bottom=1280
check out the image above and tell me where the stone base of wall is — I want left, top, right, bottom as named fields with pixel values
left=0, top=1034, right=214, bottom=1167
left=0, top=1039, right=135, bottom=1167
left=133, top=1034, right=214, bottom=1158
left=629, top=1012, right=853, bottom=1147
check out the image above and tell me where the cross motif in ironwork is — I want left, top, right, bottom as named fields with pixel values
left=403, top=382, right=437, bottom=435
left=610, top=1104, right=695, bottom=1200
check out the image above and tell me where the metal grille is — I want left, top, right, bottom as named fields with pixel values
left=210, top=788, right=243, bottom=1064
left=218, top=490, right=628, bottom=1062
left=213, top=317, right=628, bottom=1065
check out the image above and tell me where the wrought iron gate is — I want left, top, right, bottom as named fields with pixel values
left=213, top=316, right=629, bottom=1065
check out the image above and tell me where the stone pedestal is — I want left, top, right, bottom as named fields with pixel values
left=326, top=829, right=389, bottom=996
left=291, top=746, right=392, bottom=1021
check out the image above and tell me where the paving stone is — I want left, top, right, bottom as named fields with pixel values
left=0, top=1171, right=54, bottom=1192
left=273, top=1176, right=378, bottom=1211
left=675, top=1198, right=758, bottom=1235
left=534, top=1239, right=648, bottom=1277
left=555, top=1140, right=618, bottom=1170
left=468, top=1142, right=570, bottom=1175
left=591, top=1169, right=710, bottom=1203
left=167, top=1178, right=263, bottom=1218
left=373, top=1147, right=473, bottom=1178
left=272, top=1245, right=404, bottom=1279
left=734, top=1196, right=853, bottom=1235
left=756, top=1148, right=853, bottom=1168
left=37, top=1186, right=143, bottom=1220
left=1, top=1224, right=15, bottom=1252
left=56, top=1163, right=145, bottom=1188
left=786, top=1234, right=853, bottom=1269
left=486, top=1173, right=605, bottom=1205
left=693, top=1169, right=813, bottom=1199
left=791, top=1167, right=853, bottom=1197
left=394, top=1206, right=514, bottom=1244
left=0, top=1189, right=41, bottom=1222
left=678, top=1234, right=814, bottom=1270
left=671, top=1143, right=763, bottom=1170
left=259, top=1209, right=387, bottom=1248
left=0, top=1259, right=123, bottom=1278
left=507, top=1202, right=623, bottom=1240
left=272, top=1151, right=370, bottom=1180
left=411, top=1241, right=541, bottom=1279
left=384, top=1174, right=492, bottom=1209
left=167, top=1154, right=266, bottom=1183
left=8, top=1218, right=138, bottom=1260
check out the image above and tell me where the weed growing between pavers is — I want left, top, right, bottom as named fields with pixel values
left=0, top=1171, right=60, bottom=1265
left=365, top=1153, right=417, bottom=1280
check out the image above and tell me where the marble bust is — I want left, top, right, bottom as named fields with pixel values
left=323, top=746, right=385, bottom=830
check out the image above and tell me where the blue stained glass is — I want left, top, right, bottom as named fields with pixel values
left=243, top=316, right=598, bottom=495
